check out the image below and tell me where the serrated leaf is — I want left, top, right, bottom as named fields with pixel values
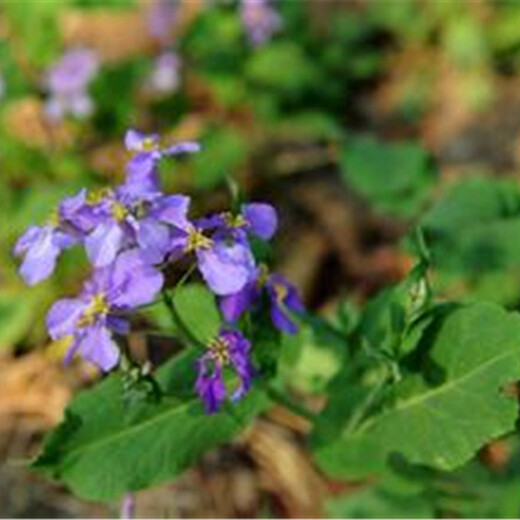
left=313, top=303, right=520, bottom=478
left=33, top=352, right=268, bottom=501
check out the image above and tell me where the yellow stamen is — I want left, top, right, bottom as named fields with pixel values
left=184, top=228, right=213, bottom=252
left=223, top=212, right=248, bottom=228
left=273, top=282, right=288, bottom=304
left=142, top=137, right=158, bottom=152
left=78, top=293, right=109, bottom=327
left=111, top=201, right=128, bottom=222
left=209, top=337, right=230, bottom=366
left=87, top=188, right=113, bottom=205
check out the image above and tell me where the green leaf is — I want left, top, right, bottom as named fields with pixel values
left=172, top=283, right=221, bottom=345
left=190, top=129, right=249, bottom=190
left=245, top=42, right=320, bottom=97
left=33, top=352, right=269, bottom=501
left=340, top=135, right=435, bottom=218
left=326, top=486, right=434, bottom=519
left=313, top=303, right=520, bottom=478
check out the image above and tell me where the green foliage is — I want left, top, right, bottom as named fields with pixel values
left=313, top=302, right=520, bottom=478
left=33, top=352, right=269, bottom=501
left=340, top=135, right=435, bottom=218
left=172, top=283, right=221, bottom=345
left=191, top=128, right=250, bottom=189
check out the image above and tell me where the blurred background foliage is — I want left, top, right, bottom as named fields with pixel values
left=2, top=0, right=520, bottom=517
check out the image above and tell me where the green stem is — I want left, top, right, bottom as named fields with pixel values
left=344, top=372, right=389, bottom=434
left=266, top=385, right=317, bottom=423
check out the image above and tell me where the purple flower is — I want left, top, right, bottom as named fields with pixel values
left=147, top=0, right=179, bottom=44
left=83, top=185, right=192, bottom=268
left=220, top=269, right=304, bottom=334
left=241, top=0, right=282, bottom=47
left=196, top=329, right=254, bottom=413
left=147, top=52, right=181, bottom=94
left=214, top=202, right=278, bottom=243
left=44, top=48, right=99, bottom=121
left=14, top=189, right=95, bottom=286
left=124, top=129, right=200, bottom=195
left=46, top=249, right=164, bottom=371
left=165, top=199, right=257, bottom=296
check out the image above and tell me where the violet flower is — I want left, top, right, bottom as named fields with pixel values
left=13, top=189, right=96, bottom=286
left=196, top=329, right=254, bottom=413
left=210, top=202, right=278, bottom=243
left=147, top=52, right=181, bottom=95
left=46, top=249, right=163, bottom=371
left=147, top=0, right=179, bottom=44
left=240, top=0, right=282, bottom=47
left=220, top=269, right=304, bottom=334
left=124, top=129, right=200, bottom=196
left=44, top=48, right=99, bottom=121
left=164, top=198, right=257, bottom=296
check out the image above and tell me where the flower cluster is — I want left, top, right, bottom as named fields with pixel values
left=14, top=129, right=303, bottom=413
left=44, top=48, right=99, bottom=122
left=240, top=0, right=282, bottom=47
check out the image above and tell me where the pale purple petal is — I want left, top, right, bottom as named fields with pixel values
left=137, top=218, right=171, bottom=264
left=242, top=202, right=278, bottom=240
left=85, top=221, right=125, bottom=267
left=163, top=141, right=201, bottom=156
left=77, top=324, right=119, bottom=371
left=13, top=226, right=41, bottom=256
left=18, top=227, right=61, bottom=285
left=197, top=241, right=255, bottom=296
left=152, top=194, right=191, bottom=228
left=46, top=298, right=86, bottom=339
left=110, top=249, right=164, bottom=308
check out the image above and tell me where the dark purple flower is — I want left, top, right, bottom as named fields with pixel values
left=14, top=189, right=96, bottom=285
left=44, top=48, right=99, bottom=121
left=147, top=52, right=180, bottom=94
left=124, top=129, right=200, bottom=195
left=147, top=0, right=179, bottom=44
left=220, top=269, right=304, bottom=334
left=241, top=0, right=282, bottom=47
left=46, top=249, right=163, bottom=371
left=196, top=329, right=254, bottom=413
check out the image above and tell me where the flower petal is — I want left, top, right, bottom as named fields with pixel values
left=18, top=227, right=62, bottom=285
left=46, top=298, right=86, bottom=339
left=85, top=221, right=125, bottom=267
left=137, top=218, right=171, bottom=264
left=197, top=241, right=255, bottom=296
left=242, top=202, right=278, bottom=240
left=77, top=324, right=119, bottom=371
left=110, top=249, right=164, bottom=308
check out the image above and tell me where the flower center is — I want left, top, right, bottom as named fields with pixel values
left=87, top=188, right=113, bottom=205
left=273, top=281, right=288, bottom=304
left=78, top=293, right=109, bottom=327
left=111, top=201, right=128, bottom=222
left=185, top=228, right=213, bottom=252
left=209, top=337, right=230, bottom=366
left=223, top=212, right=248, bottom=229
left=142, top=137, right=158, bottom=152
